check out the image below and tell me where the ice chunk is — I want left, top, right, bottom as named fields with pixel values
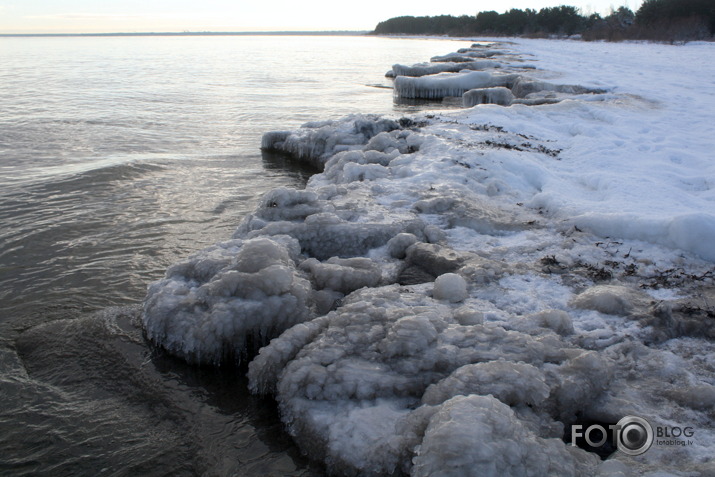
left=300, top=256, right=382, bottom=293
left=261, top=114, right=400, bottom=169
left=393, top=71, right=519, bottom=100
left=142, top=236, right=314, bottom=364
left=433, top=273, right=468, bottom=303
left=386, top=232, right=419, bottom=259
left=405, top=242, right=467, bottom=277
left=511, top=78, right=606, bottom=98
left=412, top=395, right=599, bottom=477
left=391, top=60, right=500, bottom=77
left=570, top=285, right=649, bottom=316
left=463, top=87, right=514, bottom=107
left=240, top=216, right=425, bottom=261
left=422, top=361, right=550, bottom=406
left=247, top=287, right=594, bottom=475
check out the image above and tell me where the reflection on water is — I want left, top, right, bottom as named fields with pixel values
left=0, top=34, right=460, bottom=475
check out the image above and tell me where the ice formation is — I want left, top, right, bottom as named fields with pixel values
left=463, top=87, right=515, bottom=107
left=142, top=235, right=314, bottom=364
left=390, top=60, right=500, bottom=77
left=260, top=114, right=402, bottom=169
left=247, top=286, right=620, bottom=476
left=394, top=71, right=519, bottom=100
left=144, top=40, right=715, bottom=476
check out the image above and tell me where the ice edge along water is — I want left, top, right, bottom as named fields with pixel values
left=142, top=40, right=715, bottom=476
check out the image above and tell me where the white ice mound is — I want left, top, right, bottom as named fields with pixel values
left=247, top=286, right=611, bottom=476
left=142, top=235, right=314, bottom=364
left=394, top=71, right=519, bottom=100
left=433, top=273, right=468, bottom=303
left=235, top=185, right=426, bottom=261
left=391, top=60, right=500, bottom=77
left=570, top=284, right=650, bottom=316
left=261, top=114, right=401, bottom=169
left=463, top=86, right=514, bottom=107
left=412, top=395, right=597, bottom=477
left=300, top=256, right=382, bottom=294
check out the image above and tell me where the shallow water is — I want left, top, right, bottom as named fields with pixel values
left=0, top=34, right=458, bottom=475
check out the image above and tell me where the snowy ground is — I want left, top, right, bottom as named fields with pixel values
left=142, top=39, right=715, bottom=476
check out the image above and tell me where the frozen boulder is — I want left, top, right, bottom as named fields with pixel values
left=463, top=86, right=514, bottom=107
left=386, top=233, right=419, bottom=259
left=412, top=395, right=599, bottom=477
left=142, top=236, right=314, bottom=364
left=261, top=114, right=400, bottom=169
left=433, top=273, right=469, bottom=303
left=300, top=256, right=382, bottom=294
left=391, top=60, right=500, bottom=77
left=422, top=361, right=550, bottom=406
left=394, top=71, right=519, bottom=100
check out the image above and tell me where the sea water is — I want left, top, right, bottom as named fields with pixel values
left=0, top=34, right=455, bottom=476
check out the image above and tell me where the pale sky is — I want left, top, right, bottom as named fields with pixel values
left=0, top=0, right=643, bottom=34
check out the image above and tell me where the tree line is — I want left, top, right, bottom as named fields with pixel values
left=372, top=0, right=715, bottom=42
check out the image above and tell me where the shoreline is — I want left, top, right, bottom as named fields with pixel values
left=142, top=39, right=715, bottom=475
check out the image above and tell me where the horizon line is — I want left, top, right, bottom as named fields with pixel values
left=0, top=30, right=372, bottom=38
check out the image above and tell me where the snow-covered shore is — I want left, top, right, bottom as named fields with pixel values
left=142, top=39, right=714, bottom=476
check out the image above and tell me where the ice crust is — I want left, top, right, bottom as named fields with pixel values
left=144, top=40, right=715, bottom=476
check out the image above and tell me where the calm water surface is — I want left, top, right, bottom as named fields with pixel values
left=0, top=35, right=460, bottom=476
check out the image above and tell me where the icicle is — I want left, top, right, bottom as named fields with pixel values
left=393, top=71, right=519, bottom=100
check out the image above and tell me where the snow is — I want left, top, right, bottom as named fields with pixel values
left=143, top=38, right=715, bottom=476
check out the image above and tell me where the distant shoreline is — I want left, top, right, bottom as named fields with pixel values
left=0, top=31, right=369, bottom=38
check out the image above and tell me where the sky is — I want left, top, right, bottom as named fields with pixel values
left=0, top=0, right=643, bottom=34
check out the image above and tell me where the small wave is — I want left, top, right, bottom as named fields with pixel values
left=1, top=155, right=172, bottom=189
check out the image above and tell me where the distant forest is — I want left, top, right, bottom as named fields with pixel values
left=372, top=0, right=715, bottom=42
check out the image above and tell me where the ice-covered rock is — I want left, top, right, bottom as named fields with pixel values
left=300, top=256, right=382, bottom=294
left=246, top=286, right=617, bottom=476
left=394, top=71, right=519, bottom=100
left=412, top=395, right=599, bottom=477
left=463, top=87, right=515, bottom=107
left=422, top=361, right=550, bottom=406
left=142, top=236, right=314, bottom=364
left=390, top=60, right=500, bottom=77
left=433, top=273, right=468, bottom=302
left=386, top=232, right=419, bottom=259
left=261, top=114, right=401, bottom=169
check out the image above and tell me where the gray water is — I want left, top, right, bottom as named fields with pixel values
left=0, top=35, right=458, bottom=476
